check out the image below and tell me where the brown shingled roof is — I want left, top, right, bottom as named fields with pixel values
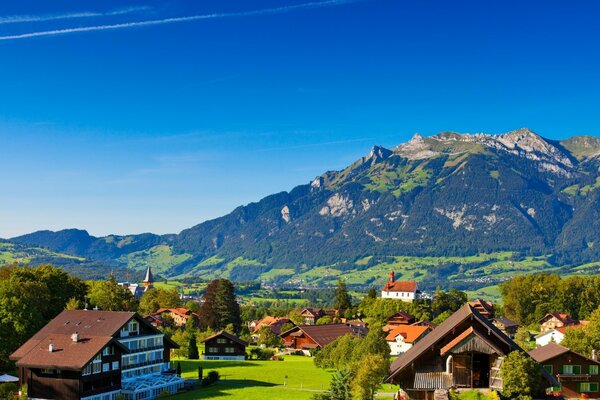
left=528, top=342, right=571, bottom=363
left=201, top=331, right=248, bottom=346
left=284, top=324, right=364, bottom=348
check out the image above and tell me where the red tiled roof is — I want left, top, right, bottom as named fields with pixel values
left=382, top=280, right=417, bottom=292
left=385, top=325, right=430, bottom=343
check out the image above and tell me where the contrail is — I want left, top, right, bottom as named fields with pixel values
left=0, top=6, right=151, bottom=25
left=0, top=0, right=363, bottom=41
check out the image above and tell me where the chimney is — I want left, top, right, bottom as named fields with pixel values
left=49, top=342, right=54, bottom=352
left=390, top=271, right=395, bottom=283
left=592, top=349, right=598, bottom=361
left=71, top=332, right=79, bottom=343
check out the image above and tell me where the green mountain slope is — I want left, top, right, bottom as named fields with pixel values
left=8, top=128, right=600, bottom=284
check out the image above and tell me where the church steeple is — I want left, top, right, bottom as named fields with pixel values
left=143, top=266, right=154, bottom=289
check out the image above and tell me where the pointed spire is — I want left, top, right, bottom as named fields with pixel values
left=143, top=266, right=154, bottom=288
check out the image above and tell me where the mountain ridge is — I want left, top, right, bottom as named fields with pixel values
left=6, top=129, right=600, bottom=284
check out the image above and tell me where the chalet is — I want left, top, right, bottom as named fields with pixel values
left=151, top=308, right=199, bottom=328
left=201, top=331, right=247, bottom=361
left=387, top=311, right=416, bottom=326
left=386, top=303, right=557, bottom=399
left=281, top=324, right=368, bottom=353
left=10, top=310, right=183, bottom=400
left=468, top=299, right=495, bottom=319
left=251, top=316, right=294, bottom=336
left=539, top=313, right=579, bottom=333
left=381, top=272, right=418, bottom=302
left=491, top=317, right=519, bottom=338
left=529, top=343, right=600, bottom=399
left=300, top=308, right=333, bottom=325
left=386, top=325, right=431, bottom=356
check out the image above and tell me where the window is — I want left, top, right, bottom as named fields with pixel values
left=225, top=347, right=235, bottom=353
left=102, top=346, right=114, bottom=356
left=590, top=365, right=599, bottom=375
left=102, top=363, right=110, bottom=372
left=112, top=361, right=119, bottom=370
left=580, top=383, right=599, bottom=393
left=543, top=365, right=553, bottom=374
left=563, top=365, right=581, bottom=374
left=217, top=338, right=226, bottom=344
left=208, top=347, right=218, bottom=353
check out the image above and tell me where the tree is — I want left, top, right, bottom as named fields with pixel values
left=188, top=334, right=199, bottom=359
left=561, top=327, right=591, bottom=356
left=513, top=327, right=535, bottom=351
left=500, top=274, right=561, bottom=325
left=317, top=316, right=334, bottom=325
left=351, top=354, right=388, bottom=400
left=198, top=279, right=242, bottom=333
left=0, top=265, right=86, bottom=370
left=257, top=326, right=282, bottom=348
left=330, top=369, right=352, bottom=400
left=138, top=287, right=183, bottom=315
left=88, top=274, right=137, bottom=311
left=334, top=279, right=352, bottom=312
left=186, top=300, right=200, bottom=313
left=157, top=287, right=182, bottom=308
left=500, top=351, right=541, bottom=400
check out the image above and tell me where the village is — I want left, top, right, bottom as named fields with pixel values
left=1, top=266, right=599, bottom=400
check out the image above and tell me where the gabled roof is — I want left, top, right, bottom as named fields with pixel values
left=538, top=312, right=578, bottom=325
left=387, top=304, right=520, bottom=382
left=385, top=325, right=430, bottom=343
left=439, top=327, right=503, bottom=356
left=388, top=311, right=416, bottom=324
left=201, top=330, right=248, bottom=346
left=534, top=328, right=565, bottom=339
left=382, top=280, right=417, bottom=293
left=300, top=307, right=324, bottom=317
left=155, top=307, right=196, bottom=319
left=529, top=342, right=600, bottom=365
left=281, top=324, right=362, bottom=347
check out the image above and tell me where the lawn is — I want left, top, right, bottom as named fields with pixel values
left=172, top=356, right=333, bottom=400
left=172, top=355, right=400, bottom=400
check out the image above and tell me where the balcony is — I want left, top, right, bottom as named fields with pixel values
left=557, top=373, right=591, bottom=382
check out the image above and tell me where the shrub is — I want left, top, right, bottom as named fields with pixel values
left=0, top=383, right=17, bottom=399
left=201, top=371, right=220, bottom=387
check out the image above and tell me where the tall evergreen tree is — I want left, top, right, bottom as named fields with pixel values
left=188, top=334, right=199, bottom=359
left=198, top=279, right=242, bottom=333
left=334, top=279, right=352, bottom=312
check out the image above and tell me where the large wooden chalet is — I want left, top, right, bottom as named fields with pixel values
left=10, top=310, right=183, bottom=400
left=386, top=303, right=557, bottom=399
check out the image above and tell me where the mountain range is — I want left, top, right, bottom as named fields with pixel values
left=5, top=128, right=600, bottom=289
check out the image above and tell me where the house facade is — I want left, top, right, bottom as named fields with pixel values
left=539, top=313, right=579, bottom=333
left=387, top=311, right=416, bottom=326
left=151, top=308, right=198, bottom=328
left=201, top=331, right=247, bottom=361
left=529, top=343, right=600, bottom=399
left=299, top=307, right=336, bottom=325
left=386, top=325, right=431, bottom=356
left=381, top=272, right=418, bottom=302
left=386, top=304, right=557, bottom=400
left=10, top=310, right=183, bottom=400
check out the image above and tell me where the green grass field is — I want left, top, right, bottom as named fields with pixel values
left=172, top=355, right=399, bottom=400
left=174, top=356, right=332, bottom=400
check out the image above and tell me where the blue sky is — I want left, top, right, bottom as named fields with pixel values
left=1, top=0, right=600, bottom=238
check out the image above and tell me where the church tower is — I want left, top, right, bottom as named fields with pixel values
left=143, top=266, right=154, bottom=290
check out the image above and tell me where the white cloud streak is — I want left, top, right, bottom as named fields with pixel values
left=0, top=0, right=363, bottom=41
left=0, top=6, right=151, bottom=25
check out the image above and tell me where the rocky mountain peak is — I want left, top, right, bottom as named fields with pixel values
left=366, top=145, right=393, bottom=163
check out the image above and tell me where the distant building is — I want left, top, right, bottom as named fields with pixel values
left=387, top=311, right=417, bottom=326
left=150, top=308, right=199, bottom=328
left=251, top=316, right=294, bottom=336
left=535, top=328, right=567, bottom=347
left=10, top=310, right=183, bottom=400
left=281, top=324, right=368, bottom=353
left=381, top=272, right=418, bottom=302
left=491, top=317, right=519, bottom=338
left=201, top=331, right=247, bottom=361
left=539, top=313, right=580, bottom=333
left=299, top=307, right=336, bottom=325
left=529, top=343, right=600, bottom=399
left=385, top=324, right=431, bottom=356
left=119, top=266, right=155, bottom=299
